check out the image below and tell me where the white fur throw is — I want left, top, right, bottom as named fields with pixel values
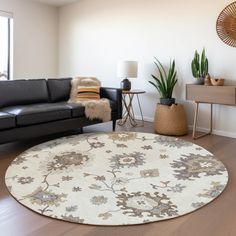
left=68, top=77, right=111, bottom=122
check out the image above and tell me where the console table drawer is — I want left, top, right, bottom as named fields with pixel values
left=186, top=85, right=236, bottom=105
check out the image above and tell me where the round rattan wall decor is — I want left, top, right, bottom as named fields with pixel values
left=216, top=2, right=236, bottom=47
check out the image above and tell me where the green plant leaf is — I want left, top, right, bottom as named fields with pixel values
left=150, top=75, right=165, bottom=97
left=205, top=58, right=208, bottom=74
left=200, top=48, right=206, bottom=77
left=191, top=57, right=200, bottom=78
left=150, top=57, right=177, bottom=99
left=149, top=80, right=159, bottom=92
left=166, top=59, right=175, bottom=97
left=195, top=51, right=200, bottom=71
left=153, top=60, right=167, bottom=96
left=154, top=57, right=168, bottom=79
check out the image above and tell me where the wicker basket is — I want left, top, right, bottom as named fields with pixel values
left=154, top=104, right=188, bottom=136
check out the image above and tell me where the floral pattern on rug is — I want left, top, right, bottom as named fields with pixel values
left=171, top=154, right=226, bottom=180
left=5, top=132, right=228, bottom=225
left=116, top=191, right=178, bottom=218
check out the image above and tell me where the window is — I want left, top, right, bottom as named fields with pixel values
left=0, top=11, right=13, bottom=80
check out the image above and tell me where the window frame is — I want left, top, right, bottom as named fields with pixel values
left=0, top=10, right=13, bottom=80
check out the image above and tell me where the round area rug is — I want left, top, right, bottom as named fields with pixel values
left=5, top=132, right=228, bottom=225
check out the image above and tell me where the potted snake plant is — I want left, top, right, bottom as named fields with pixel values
left=149, top=57, right=178, bottom=106
left=191, top=48, right=208, bottom=85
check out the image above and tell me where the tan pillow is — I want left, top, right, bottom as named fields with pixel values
left=69, top=77, right=101, bottom=102
left=76, top=86, right=100, bottom=100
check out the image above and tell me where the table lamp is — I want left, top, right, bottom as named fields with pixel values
left=117, top=61, right=138, bottom=90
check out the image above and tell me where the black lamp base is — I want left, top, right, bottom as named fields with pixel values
left=120, top=78, right=131, bottom=90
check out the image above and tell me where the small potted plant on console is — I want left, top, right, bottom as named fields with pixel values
left=191, top=48, right=209, bottom=85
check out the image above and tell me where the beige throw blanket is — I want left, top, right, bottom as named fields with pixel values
left=68, top=77, right=111, bottom=122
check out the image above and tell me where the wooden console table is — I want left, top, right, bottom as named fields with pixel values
left=186, top=84, right=236, bottom=139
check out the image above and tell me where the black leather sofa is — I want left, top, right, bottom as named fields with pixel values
left=0, top=78, right=122, bottom=144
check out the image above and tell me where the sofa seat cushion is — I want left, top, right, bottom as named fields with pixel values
left=2, top=104, right=71, bottom=126
left=0, top=112, right=16, bottom=130
left=63, top=102, right=85, bottom=118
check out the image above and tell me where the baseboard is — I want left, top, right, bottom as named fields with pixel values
left=188, top=125, right=236, bottom=139
left=135, top=115, right=236, bottom=139
left=135, top=116, right=154, bottom=123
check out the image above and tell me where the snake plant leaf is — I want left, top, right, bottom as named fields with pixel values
left=154, top=61, right=167, bottom=95
left=169, top=71, right=177, bottom=98
left=191, top=61, right=200, bottom=78
left=154, top=57, right=167, bottom=79
left=149, top=57, right=177, bottom=99
left=148, top=80, right=160, bottom=92
left=150, top=74, right=165, bottom=97
left=200, top=48, right=206, bottom=76
left=166, top=59, right=175, bottom=96
left=195, top=51, right=200, bottom=71
left=205, top=58, right=208, bottom=74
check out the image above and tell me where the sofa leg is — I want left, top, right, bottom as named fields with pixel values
left=112, top=119, right=116, bottom=131
left=81, top=127, right=84, bottom=134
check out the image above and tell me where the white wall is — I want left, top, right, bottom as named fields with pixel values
left=58, top=0, right=236, bottom=138
left=0, top=0, right=58, bottom=79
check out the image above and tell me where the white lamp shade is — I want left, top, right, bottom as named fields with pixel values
left=117, top=61, right=138, bottom=78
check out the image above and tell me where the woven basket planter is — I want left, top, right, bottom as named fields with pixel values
left=154, top=104, right=188, bottom=136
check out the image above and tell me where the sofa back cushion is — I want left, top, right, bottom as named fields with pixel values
left=0, top=79, right=49, bottom=108
left=47, top=78, right=72, bottom=102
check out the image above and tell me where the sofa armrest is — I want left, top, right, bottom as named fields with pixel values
left=100, top=87, right=122, bottom=119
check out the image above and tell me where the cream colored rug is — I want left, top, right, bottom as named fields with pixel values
left=5, top=132, right=228, bottom=225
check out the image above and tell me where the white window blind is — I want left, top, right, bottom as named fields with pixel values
left=0, top=10, right=13, bottom=80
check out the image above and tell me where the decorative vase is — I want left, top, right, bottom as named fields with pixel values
left=160, top=98, right=175, bottom=106
left=120, top=79, right=131, bottom=90
left=204, top=74, right=212, bottom=86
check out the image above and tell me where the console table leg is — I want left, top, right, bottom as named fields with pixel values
left=210, top=103, right=213, bottom=134
left=192, top=102, right=199, bottom=139
left=192, top=103, right=213, bottom=140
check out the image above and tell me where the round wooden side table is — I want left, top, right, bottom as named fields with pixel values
left=118, top=90, right=145, bottom=127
